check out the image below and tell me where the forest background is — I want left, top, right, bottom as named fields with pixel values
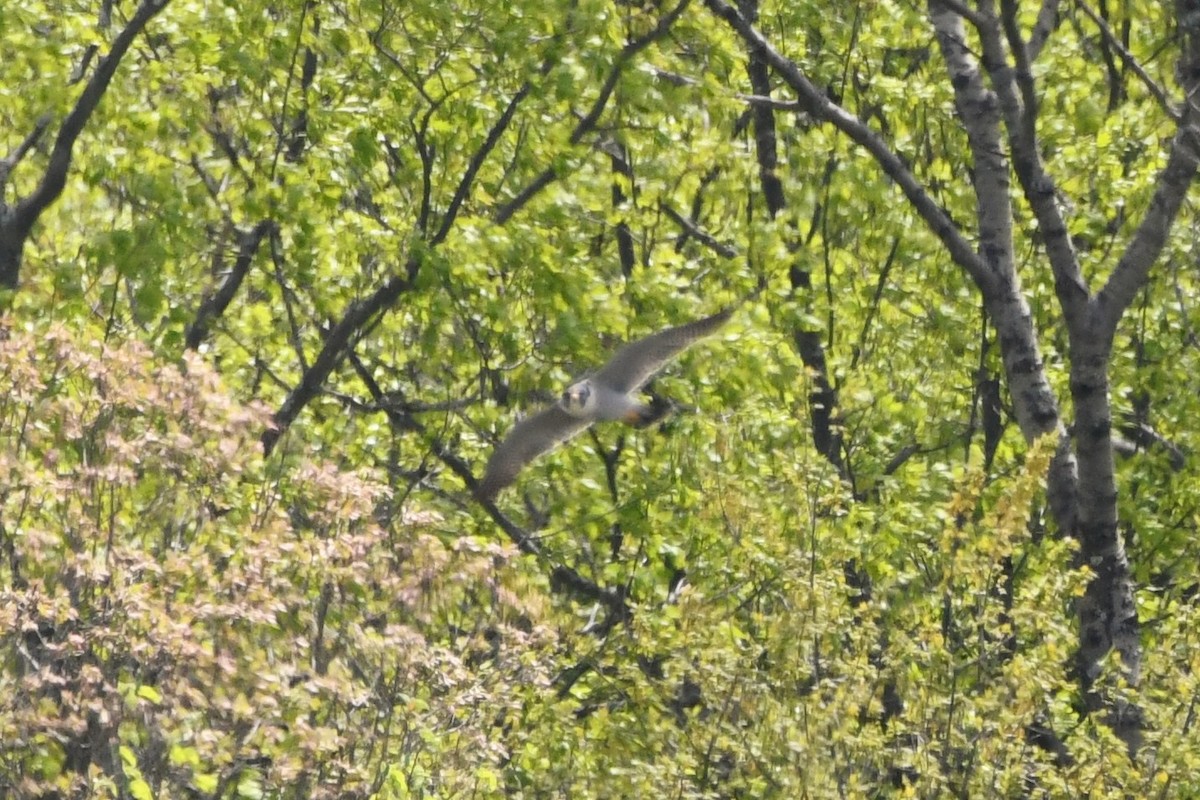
left=2, top=0, right=1200, bottom=796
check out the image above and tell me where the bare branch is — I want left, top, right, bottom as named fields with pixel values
left=607, top=141, right=637, bottom=278
left=649, top=67, right=810, bottom=112
left=1118, top=417, right=1187, bottom=470
left=202, top=117, right=256, bottom=190
left=434, top=82, right=533, bottom=242
left=370, top=394, right=478, bottom=414
left=647, top=67, right=696, bottom=87
left=493, top=170, right=557, bottom=225
left=998, top=0, right=1039, bottom=142
left=743, top=28, right=786, bottom=219
left=411, top=108, right=437, bottom=236
left=572, top=0, right=690, bottom=143
left=68, top=44, right=99, bottom=85
left=883, top=443, right=921, bottom=476
left=268, top=227, right=309, bottom=372
left=188, top=154, right=226, bottom=204
left=851, top=237, right=901, bottom=369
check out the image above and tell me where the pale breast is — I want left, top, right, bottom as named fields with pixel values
left=590, top=384, right=638, bottom=421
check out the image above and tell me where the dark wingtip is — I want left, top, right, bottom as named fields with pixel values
left=474, top=478, right=501, bottom=503
left=630, top=395, right=676, bottom=428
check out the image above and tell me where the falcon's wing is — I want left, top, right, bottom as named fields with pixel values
left=592, top=308, right=733, bottom=394
left=477, top=405, right=594, bottom=499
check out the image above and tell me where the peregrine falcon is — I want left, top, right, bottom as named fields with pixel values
left=477, top=307, right=735, bottom=499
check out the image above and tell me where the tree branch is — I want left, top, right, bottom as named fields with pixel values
left=1092, top=0, right=1200, bottom=332
left=0, top=114, right=52, bottom=195
left=936, top=0, right=986, bottom=28
left=998, top=0, right=1039, bottom=143
left=926, top=2, right=1019, bottom=294
left=263, top=10, right=579, bottom=451
left=1077, top=0, right=1178, bottom=121
left=1094, top=124, right=1200, bottom=333
left=270, top=0, right=313, bottom=175
left=733, top=2, right=849, bottom=482
left=1028, top=0, right=1060, bottom=61
left=649, top=67, right=812, bottom=113
left=0, top=0, right=171, bottom=288
left=660, top=204, right=738, bottom=259
left=924, top=1, right=1079, bottom=551
left=268, top=228, right=311, bottom=372
left=185, top=220, right=276, bottom=350
left=965, top=1, right=1091, bottom=323
left=494, top=0, right=690, bottom=225
left=434, top=82, right=533, bottom=243
left=262, top=266, right=415, bottom=453
left=704, top=0, right=988, bottom=287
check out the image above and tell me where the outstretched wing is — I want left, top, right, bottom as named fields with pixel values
left=477, top=405, right=593, bottom=499
left=592, top=308, right=733, bottom=394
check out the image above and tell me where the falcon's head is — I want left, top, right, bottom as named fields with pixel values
left=560, top=380, right=596, bottom=418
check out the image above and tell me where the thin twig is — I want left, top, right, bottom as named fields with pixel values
left=1077, top=0, right=1179, bottom=122
left=661, top=204, right=738, bottom=258
left=494, top=0, right=691, bottom=224
left=0, top=115, right=52, bottom=193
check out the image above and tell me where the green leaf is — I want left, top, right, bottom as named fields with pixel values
left=236, top=776, right=264, bottom=800
left=194, top=773, right=219, bottom=794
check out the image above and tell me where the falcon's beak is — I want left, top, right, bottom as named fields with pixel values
left=562, top=383, right=590, bottom=410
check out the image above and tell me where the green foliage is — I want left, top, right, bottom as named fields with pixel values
left=2, top=0, right=1200, bottom=796
left=4, top=321, right=1200, bottom=797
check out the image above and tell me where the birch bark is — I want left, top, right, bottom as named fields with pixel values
left=709, top=0, right=1200, bottom=754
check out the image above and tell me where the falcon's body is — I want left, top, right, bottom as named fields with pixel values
left=476, top=308, right=734, bottom=499
left=561, top=379, right=640, bottom=421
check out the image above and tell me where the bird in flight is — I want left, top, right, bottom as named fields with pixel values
left=476, top=307, right=736, bottom=500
